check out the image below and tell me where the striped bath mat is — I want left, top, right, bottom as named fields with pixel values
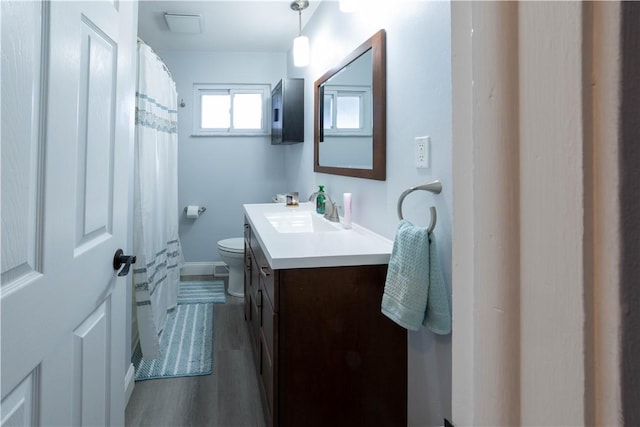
left=134, top=303, right=213, bottom=381
left=178, top=280, right=226, bottom=304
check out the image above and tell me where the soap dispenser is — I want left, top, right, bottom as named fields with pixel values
left=316, top=185, right=326, bottom=214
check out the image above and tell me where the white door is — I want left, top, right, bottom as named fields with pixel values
left=1, top=1, right=136, bottom=425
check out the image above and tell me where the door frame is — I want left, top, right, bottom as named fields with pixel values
left=451, top=1, right=625, bottom=424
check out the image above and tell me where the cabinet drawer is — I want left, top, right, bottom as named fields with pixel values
left=260, top=331, right=274, bottom=420
left=251, top=246, right=266, bottom=292
left=244, top=251, right=251, bottom=322
left=258, top=261, right=276, bottom=312
left=249, top=228, right=260, bottom=257
left=250, top=287, right=261, bottom=353
left=244, top=249, right=253, bottom=293
left=261, top=291, right=275, bottom=365
left=251, top=250, right=261, bottom=302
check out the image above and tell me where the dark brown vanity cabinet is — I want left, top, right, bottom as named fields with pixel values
left=271, top=78, right=304, bottom=145
left=244, top=218, right=407, bottom=427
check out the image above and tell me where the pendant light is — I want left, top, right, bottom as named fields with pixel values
left=339, top=0, right=359, bottom=13
left=290, top=1, right=309, bottom=67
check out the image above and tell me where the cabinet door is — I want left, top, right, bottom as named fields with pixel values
left=278, top=266, right=407, bottom=427
left=250, top=282, right=261, bottom=364
left=243, top=249, right=252, bottom=321
left=259, top=260, right=276, bottom=425
left=243, top=220, right=252, bottom=322
left=271, top=78, right=304, bottom=145
left=261, top=296, right=276, bottom=363
left=271, top=82, right=283, bottom=144
left=251, top=240, right=265, bottom=303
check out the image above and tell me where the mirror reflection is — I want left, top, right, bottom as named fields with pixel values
left=319, top=50, right=373, bottom=169
left=314, top=29, right=386, bottom=180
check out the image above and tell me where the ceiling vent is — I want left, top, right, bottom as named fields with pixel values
left=164, top=13, right=202, bottom=34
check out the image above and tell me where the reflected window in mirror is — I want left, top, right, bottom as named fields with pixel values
left=314, top=29, right=386, bottom=180
left=323, top=86, right=372, bottom=135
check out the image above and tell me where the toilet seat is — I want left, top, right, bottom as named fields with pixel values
left=217, top=237, right=244, bottom=254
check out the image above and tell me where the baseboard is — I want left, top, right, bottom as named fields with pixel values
left=213, top=261, right=229, bottom=277
left=181, top=262, right=214, bottom=276
left=181, top=261, right=228, bottom=277
left=124, top=363, right=135, bottom=407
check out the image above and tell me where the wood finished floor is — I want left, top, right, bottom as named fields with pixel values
left=125, top=276, right=266, bottom=427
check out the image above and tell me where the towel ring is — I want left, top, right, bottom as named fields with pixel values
left=396, top=180, right=442, bottom=234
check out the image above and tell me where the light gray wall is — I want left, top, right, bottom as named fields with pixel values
left=156, top=51, right=289, bottom=262
left=285, top=2, right=453, bottom=426
left=157, top=2, right=452, bottom=423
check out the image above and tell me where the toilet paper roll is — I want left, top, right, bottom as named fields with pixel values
left=186, top=205, right=200, bottom=219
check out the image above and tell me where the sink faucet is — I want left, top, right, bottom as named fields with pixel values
left=308, top=192, right=340, bottom=223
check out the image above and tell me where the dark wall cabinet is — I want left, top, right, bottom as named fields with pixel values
left=244, top=217, right=407, bottom=427
left=271, top=78, right=304, bottom=145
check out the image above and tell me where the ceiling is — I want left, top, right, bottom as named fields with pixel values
left=138, top=0, right=322, bottom=52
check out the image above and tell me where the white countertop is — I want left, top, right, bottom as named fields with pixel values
left=244, top=202, right=393, bottom=270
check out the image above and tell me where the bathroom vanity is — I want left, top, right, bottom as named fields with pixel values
left=243, top=203, right=407, bottom=427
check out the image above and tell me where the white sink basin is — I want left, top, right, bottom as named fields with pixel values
left=264, top=210, right=342, bottom=233
left=244, top=202, right=393, bottom=269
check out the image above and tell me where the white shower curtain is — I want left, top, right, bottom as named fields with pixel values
left=133, top=41, right=182, bottom=359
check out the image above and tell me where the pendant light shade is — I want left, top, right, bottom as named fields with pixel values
left=293, top=35, right=309, bottom=67
left=290, top=1, right=310, bottom=68
left=339, top=0, right=359, bottom=13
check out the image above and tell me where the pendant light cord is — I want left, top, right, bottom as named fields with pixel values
left=290, top=1, right=308, bottom=36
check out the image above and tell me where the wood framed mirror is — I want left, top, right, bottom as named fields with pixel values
left=314, top=29, right=386, bottom=180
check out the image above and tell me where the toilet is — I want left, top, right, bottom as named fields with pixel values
left=217, top=237, right=245, bottom=297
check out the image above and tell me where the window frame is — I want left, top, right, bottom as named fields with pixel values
left=192, top=83, right=270, bottom=136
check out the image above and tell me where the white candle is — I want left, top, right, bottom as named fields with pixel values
left=343, top=193, right=352, bottom=229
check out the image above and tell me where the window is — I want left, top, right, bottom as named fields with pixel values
left=322, top=85, right=372, bottom=136
left=193, top=84, right=270, bottom=136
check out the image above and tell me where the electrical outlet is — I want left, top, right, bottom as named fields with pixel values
left=415, top=136, right=430, bottom=168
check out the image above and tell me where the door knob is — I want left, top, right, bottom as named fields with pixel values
left=113, top=249, right=136, bottom=277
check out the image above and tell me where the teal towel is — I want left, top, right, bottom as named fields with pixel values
left=381, top=220, right=451, bottom=334
left=422, top=232, right=451, bottom=335
left=381, top=220, right=430, bottom=330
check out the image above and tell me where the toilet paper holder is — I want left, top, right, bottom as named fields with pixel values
left=184, top=206, right=207, bottom=215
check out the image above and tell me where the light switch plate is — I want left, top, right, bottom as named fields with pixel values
left=415, top=136, right=430, bottom=168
